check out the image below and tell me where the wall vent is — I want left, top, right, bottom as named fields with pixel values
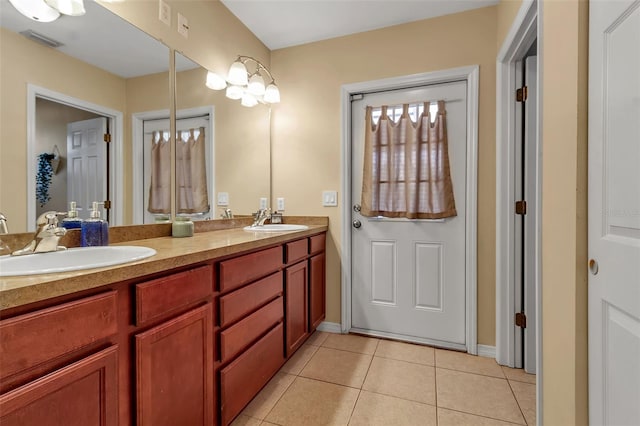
left=19, top=30, right=63, bottom=48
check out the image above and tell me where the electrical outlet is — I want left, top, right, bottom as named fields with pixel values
left=259, top=198, right=268, bottom=210
left=322, top=191, right=338, bottom=207
left=217, top=192, right=229, bottom=206
left=177, top=13, right=189, bottom=38
left=158, top=0, right=170, bottom=26
left=277, top=198, right=285, bottom=211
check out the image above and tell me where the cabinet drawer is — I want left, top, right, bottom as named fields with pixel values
left=285, top=239, right=308, bottom=264
left=0, top=291, right=118, bottom=379
left=219, top=271, right=282, bottom=327
left=220, top=323, right=284, bottom=425
left=220, top=297, right=283, bottom=364
left=135, top=265, right=213, bottom=325
left=310, top=233, right=326, bottom=255
left=219, top=247, right=282, bottom=293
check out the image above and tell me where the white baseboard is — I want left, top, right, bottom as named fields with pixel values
left=477, top=344, right=496, bottom=358
left=316, top=321, right=342, bottom=333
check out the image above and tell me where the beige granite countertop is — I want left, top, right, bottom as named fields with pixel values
left=0, top=222, right=327, bottom=311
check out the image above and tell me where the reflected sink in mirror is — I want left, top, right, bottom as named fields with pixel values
left=243, top=224, right=309, bottom=232
left=0, top=246, right=156, bottom=277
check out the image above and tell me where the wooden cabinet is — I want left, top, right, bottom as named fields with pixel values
left=309, top=252, right=326, bottom=331
left=285, top=260, right=309, bottom=356
left=135, top=303, right=214, bottom=426
left=0, top=345, right=119, bottom=426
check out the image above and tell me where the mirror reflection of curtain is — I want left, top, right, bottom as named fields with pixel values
left=176, top=127, right=209, bottom=214
left=148, top=131, right=171, bottom=214
left=361, top=100, right=456, bottom=219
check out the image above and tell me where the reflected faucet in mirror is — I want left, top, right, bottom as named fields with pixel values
left=12, top=211, right=67, bottom=256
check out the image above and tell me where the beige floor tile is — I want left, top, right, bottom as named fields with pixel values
left=240, top=372, right=296, bottom=420
left=502, top=366, right=536, bottom=384
left=306, top=331, right=330, bottom=346
left=322, top=333, right=379, bottom=355
left=230, top=414, right=262, bottom=426
left=510, top=380, right=536, bottom=425
left=435, top=349, right=505, bottom=378
left=362, top=356, right=436, bottom=405
left=348, top=390, right=437, bottom=426
left=438, top=408, right=521, bottom=426
left=280, top=344, right=319, bottom=375
left=265, top=377, right=359, bottom=426
left=300, top=347, right=373, bottom=388
left=374, top=339, right=435, bottom=366
left=436, top=368, right=525, bottom=425
left=260, top=422, right=280, bottom=426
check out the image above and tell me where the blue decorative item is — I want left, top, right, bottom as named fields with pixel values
left=36, top=153, right=55, bottom=207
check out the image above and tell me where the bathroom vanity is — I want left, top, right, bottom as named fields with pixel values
left=0, top=223, right=327, bottom=426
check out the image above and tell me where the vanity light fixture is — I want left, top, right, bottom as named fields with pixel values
left=205, top=56, right=280, bottom=107
left=8, top=0, right=85, bottom=22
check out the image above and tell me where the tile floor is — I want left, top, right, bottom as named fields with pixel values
left=232, top=332, right=536, bottom=426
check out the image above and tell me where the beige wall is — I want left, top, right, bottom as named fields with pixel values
left=541, top=0, right=589, bottom=424
left=497, top=0, right=524, bottom=49
left=270, top=6, right=498, bottom=344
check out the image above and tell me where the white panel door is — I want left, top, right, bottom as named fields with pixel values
left=351, top=81, right=467, bottom=347
left=589, top=1, right=640, bottom=425
left=67, top=117, right=107, bottom=219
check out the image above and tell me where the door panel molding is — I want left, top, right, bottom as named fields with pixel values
left=340, top=65, right=479, bottom=354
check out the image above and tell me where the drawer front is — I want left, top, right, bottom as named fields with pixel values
left=219, top=271, right=282, bottom=327
left=136, top=265, right=213, bottom=325
left=219, top=246, right=283, bottom=293
left=285, top=239, right=308, bottom=264
left=310, top=233, right=326, bottom=255
left=220, top=323, right=284, bottom=426
left=220, top=297, right=283, bottom=363
left=0, top=292, right=118, bottom=378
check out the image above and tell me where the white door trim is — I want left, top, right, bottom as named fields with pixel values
left=27, top=84, right=124, bottom=231
left=495, top=0, right=542, bottom=421
left=340, top=65, right=479, bottom=354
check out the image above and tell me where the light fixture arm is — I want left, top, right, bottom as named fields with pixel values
left=236, top=55, right=276, bottom=83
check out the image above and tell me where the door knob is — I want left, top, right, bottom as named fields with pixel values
left=353, top=204, right=361, bottom=212
left=352, top=219, right=362, bottom=229
left=589, top=259, right=598, bottom=275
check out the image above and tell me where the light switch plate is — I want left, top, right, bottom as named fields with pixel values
left=276, top=197, right=285, bottom=211
left=259, top=198, right=268, bottom=210
left=217, top=192, right=229, bottom=206
left=177, top=13, right=189, bottom=38
left=158, top=0, right=170, bottom=26
left=322, top=191, right=338, bottom=207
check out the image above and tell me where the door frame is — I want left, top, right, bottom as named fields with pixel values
left=340, top=65, right=479, bottom=354
left=27, top=84, right=124, bottom=231
left=495, top=0, right=542, bottom=419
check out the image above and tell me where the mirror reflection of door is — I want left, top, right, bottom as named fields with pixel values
left=35, top=97, right=109, bottom=221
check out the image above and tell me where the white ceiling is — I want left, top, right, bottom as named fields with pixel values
left=220, top=0, right=499, bottom=50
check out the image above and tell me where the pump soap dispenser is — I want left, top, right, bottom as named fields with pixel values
left=61, top=201, right=82, bottom=230
left=81, top=202, right=109, bottom=247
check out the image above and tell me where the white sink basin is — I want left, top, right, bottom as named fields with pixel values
left=243, top=224, right=309, bottom=232
left=0, top=246, right=157, bottom=277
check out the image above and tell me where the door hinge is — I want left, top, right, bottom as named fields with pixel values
left=103, top=133, right=111, bottom=143
left=515, top=312, right=527, bottom=328
left=515, top=200, right=527, bottom=215
left=516, top=86, right=528, bottom=102
left=103, top=200, right=111, bottom=209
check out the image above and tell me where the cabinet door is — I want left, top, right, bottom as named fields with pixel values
left=0, top=346, right=118, bottom=426
left=309, top=253, right=326, bottom=331
left=285, top=261, right=309, bottom=356
left=136, top=303, right=214, bottom=426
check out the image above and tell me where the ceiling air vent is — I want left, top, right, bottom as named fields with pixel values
left=19, top=30, right=63, bottom=48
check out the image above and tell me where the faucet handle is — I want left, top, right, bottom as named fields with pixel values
left=36, top=211, right=66, bottom=227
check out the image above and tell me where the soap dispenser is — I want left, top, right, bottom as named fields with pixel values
left=81, top=202, right=109, bottom=247
left=61, top=201, right=82, bottom=230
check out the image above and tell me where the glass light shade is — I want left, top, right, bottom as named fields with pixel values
left=226, top=60, right=248, bottom=86
left=225, top=85, right=243, bottom=100
left=45, top=0, right=85, bottom=16
left=241, top=93, right=258, bottom=107
left=205, top=71, right=227, bottom=90
left=247, top=72, right=266, bottom=96
left=8, top=0, right=60, bottom=22
left=263, top=83, right=281, bottom=104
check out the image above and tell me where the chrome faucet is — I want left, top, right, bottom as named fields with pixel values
left=12, top=211, right=67, bottom=256
left=0, top=212, right=8, bottom=235
left=252, top=208, right=271, bottom=227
